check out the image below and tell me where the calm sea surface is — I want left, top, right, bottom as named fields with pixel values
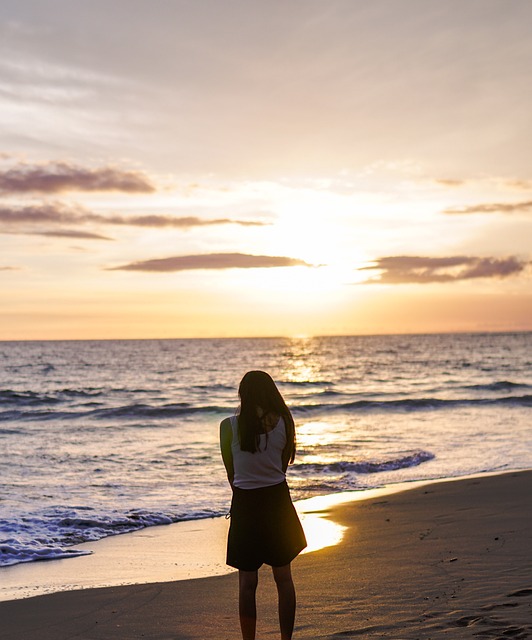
left=1, top=333, right=531, bottom=567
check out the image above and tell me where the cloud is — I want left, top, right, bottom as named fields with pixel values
left=504, top=179, right=532, bottom=190
left=0, top=201, right=82, bottom=224
left=433, top=179, right=466, bottom=187
left=0, top=201, right=266, bottom=229
left=2, top=225, right=112, bottom=240
left=0, top=162, right=156, bottom=194
left=0, top=265, right=20, bottom=271
left=95, top=214, right=266, bottom=228
left=426, top=176, right=532, bottom=192
left=444, top=200, right=532, bottom=215
left=359, top=255, right=529, bottom=284
left=108, top=253, right=313, bottom=272
left=30, top=229, right=113, bottom=240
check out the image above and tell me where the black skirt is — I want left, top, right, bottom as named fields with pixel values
left=226, top=480, right=307, bottom=571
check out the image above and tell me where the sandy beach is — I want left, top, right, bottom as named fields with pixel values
left=2, top=470, right=531, bottom=639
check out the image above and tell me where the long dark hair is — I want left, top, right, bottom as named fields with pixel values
left=237, top=370, right=296, bottom=464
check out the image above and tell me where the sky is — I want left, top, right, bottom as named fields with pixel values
left=1, top=0, right=531, bottom=339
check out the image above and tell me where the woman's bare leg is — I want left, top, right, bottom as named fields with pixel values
left=272, top=564, right=296, bottom=640
left=239, top=570, right=258, bottom=640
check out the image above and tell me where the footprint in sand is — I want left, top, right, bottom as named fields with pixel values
left=450, top=609, right=531, bottom=639
left=481, top=602, right=519, bottom=611
left=507, top=588, right=532, bottom=598
left=453, top=614, right=487, bottom=627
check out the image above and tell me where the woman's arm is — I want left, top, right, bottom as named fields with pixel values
left=281, top=414, right=295, bottom=472
left=281, top=444, right=293, bottom=473
left=219, top=417, right=234, bottom=487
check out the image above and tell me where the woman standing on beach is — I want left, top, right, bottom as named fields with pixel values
left=220, top=370, right=307, bottom=640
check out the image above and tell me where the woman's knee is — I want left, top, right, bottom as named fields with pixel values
left=239, top=570, right=258, bottom=592
left=272, top=564, right=293, bottom=586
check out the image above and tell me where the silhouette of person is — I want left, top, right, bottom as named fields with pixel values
left=220, top=370, right=307, bottom=640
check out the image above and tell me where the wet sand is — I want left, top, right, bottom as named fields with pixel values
left=2, top=470, right=531, bottom=639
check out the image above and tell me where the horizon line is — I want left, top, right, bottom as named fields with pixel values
left=1, top=328, right=530, bottom=343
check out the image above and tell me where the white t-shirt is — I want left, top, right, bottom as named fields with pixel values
left=230, top=415, right=287, bottom=489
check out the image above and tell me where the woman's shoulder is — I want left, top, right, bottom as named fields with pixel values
left=220, top=416, right=235, bottom=430
left=219, top=417, right=235, bottom=447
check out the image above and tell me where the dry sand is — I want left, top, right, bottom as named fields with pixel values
left=1, top=470, right=531, bottom=639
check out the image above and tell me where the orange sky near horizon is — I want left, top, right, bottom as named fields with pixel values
left=1, top=1, right=531, bottom=340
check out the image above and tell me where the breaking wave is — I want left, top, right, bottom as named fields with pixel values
left=292, top=450, right=435, bottom=475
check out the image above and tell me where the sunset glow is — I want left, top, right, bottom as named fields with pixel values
left=1, top=1, right=531, bottom=339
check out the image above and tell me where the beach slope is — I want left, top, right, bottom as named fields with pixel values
left=2, top=470, right=531, bottom=639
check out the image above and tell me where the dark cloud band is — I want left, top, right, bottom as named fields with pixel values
left=444, top=200, right=532, bottom=214
left=108, top=253, right=312, bottom=272
left=33, top=229, right=113, bottom=240
left=0, top=162, right=155, bottom=194
left=0, top=202, right=265, bottom=231
left=94, top=214, right=265, bottom=228
left=359, top=255, right=528, bottom=284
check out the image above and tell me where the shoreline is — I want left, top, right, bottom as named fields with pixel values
left=1, top=467, right=529, bottom=604
left=1, top=469, right=531, bottom=638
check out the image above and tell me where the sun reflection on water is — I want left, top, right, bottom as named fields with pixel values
left=280, top=337, right=325, bottom=385
left=297, top=421, right=341, bottom=449
left=280, top=338, right=349, bottom=553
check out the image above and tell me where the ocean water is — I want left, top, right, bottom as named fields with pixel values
left=1, top=333, right=531, bottom=568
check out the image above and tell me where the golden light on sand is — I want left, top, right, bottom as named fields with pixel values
left=297, top=507, right=346, bottom=554
left=298, top=511, right=346, bottom=554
